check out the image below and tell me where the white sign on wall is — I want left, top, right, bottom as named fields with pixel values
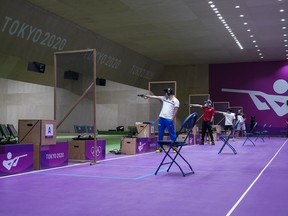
left=45, top=124, right=54, bottom=138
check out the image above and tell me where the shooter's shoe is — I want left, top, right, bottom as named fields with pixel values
left=155, top=148, right=162, bottom=153
left=200, top=140, right=204, bottom=145
left=211, top=141, right=215, bottom=145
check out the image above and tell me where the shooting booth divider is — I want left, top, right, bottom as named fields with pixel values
left=54, top=49, right=98, bottom=164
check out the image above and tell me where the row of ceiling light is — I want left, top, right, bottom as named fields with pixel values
left=208, top=0, right=288, bottom=61
left=207, top=1, right=244, bottom=50
left=278, top=0, right=288, bottom=60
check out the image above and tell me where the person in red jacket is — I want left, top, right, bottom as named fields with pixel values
left=190, top=100, right=215, bottom=145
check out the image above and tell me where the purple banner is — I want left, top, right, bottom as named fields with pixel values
left=148, top=137, right=158, bottom=151
left=136, top=138, right=149, bottom=154
left=40, top=142, right=68, bottom=169
left=194, top=134, right=201, bottom=144
left=85, top=140, right=106, bottom=161
left=0, top=144, right=33, bottom=176
left=210, top=61, right=288, bottom=134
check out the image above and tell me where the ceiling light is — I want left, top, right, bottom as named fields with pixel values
left=240, top=15, right=244, bottom=17
left=282, top=27, right=287, bottom=29
left=280, top=9, right=284, bottom=12
left=284, top=40, right=288, bottom=42
left=208, top=2, right=243, bottom=50
left=255, top=45, right=258, bottom=47
left=243, top=22, right=248, bottom=25
left=253, top=40, right=256, bottom=43
left=250, top=35, right=254, bottom=37
left=235, top=6, right=240, bottom=9
left=281, top=19, right=285, bottom=22
left=260, top=56, right=264, bottom=59
left=284, top=34, right=287, bottom=37
left=247, top=29, right=251, bottom=32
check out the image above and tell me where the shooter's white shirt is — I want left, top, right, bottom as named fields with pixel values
left=223, top=112, right=235, bottom=126
left=237, top=115, right=244, bottom=123
left=159, top=96, right=180, bottom=120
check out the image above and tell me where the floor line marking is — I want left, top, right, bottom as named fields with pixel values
left=226, top=138, right=288, bottom=216
left=0, top=150, right=163, bottom=179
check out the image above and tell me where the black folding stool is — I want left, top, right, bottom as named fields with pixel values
left=218, top=120, right=240, bottom=155
left=242, top=122, right=258, bottom=146
left=155, top=112, right=197, bottom=177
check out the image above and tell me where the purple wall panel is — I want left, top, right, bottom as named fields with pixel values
left=209, top=61, right=288, bottom=134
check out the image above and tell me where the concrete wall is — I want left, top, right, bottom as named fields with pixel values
left=0, top=78, right=151, bottom=133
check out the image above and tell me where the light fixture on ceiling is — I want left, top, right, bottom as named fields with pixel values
left=207, top=1, right=244, bottom=50
left=278, top=3, right=287, bottom=61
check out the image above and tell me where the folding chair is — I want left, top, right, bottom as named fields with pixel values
left=0, top=124, right=17, bottom=144
left=155, top=112, right=197, bottom=177
left=218, top=120, right=240, bottom=155
left=263, top=124, right=272, bottom=139
left=255, top=124, right=271, bottom=141
left=255, top=124, right=266, bottom=142
left=242, top=122, right=257, bottom=146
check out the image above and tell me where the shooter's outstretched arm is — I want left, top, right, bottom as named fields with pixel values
left=189, top=104, right=202, bottom=107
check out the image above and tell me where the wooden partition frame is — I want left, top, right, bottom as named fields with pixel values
left=230, top=106, right=244, bottom=115
left=54, top=49, right=97, bottom=164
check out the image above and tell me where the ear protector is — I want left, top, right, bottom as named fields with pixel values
left=164, top=88, right=174, bottom=95
left=204, top=99, right=212, bottom=106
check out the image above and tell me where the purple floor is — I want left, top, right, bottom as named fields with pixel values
left=1, top=137, right=288, bottom=216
